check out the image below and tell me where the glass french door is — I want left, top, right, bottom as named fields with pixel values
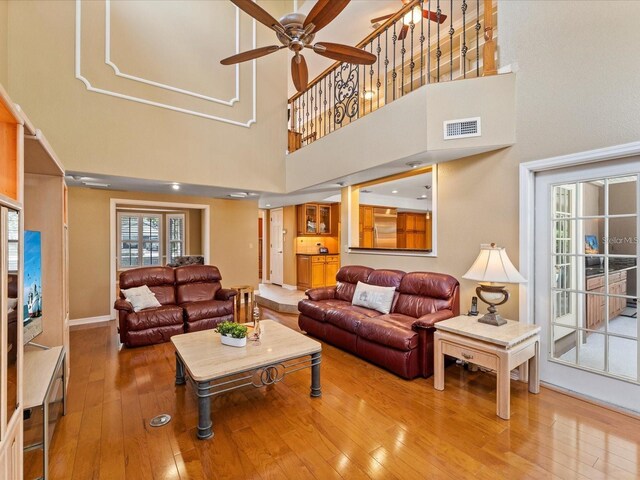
left=535, top=159, right=640, bottom=411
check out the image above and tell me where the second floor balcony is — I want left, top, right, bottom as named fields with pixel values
left=286, top=0, right=515, bottom=192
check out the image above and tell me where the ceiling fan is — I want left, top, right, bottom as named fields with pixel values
left=371, top=0, right=447, bottom=41
left=220, top=0, right=377, bottom=93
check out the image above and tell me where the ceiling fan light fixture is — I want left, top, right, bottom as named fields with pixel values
left=402, top=6, right=422, bottom=26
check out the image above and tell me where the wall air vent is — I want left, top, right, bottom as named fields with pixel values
left=443, top=117, right=481, bottom=140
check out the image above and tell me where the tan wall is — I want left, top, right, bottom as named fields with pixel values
left=338, top=1, right=640, bottom=321
left=0, top=0, right=7, bottom=87
left=188, top=208, right=202, bottom=254
left=68, top=187, right=258, bottom=319
left=7, top=0, right=290, bottom=193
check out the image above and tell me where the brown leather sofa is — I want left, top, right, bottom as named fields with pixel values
left=114, top=265, right=236, bottom=347
left=298, top=265, right=460, bottom=379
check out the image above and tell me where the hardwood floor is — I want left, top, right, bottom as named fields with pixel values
left=35, top=308, right=640, bottom=479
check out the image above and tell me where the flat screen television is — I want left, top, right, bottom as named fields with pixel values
left=23, top=230, right=43, bottom=344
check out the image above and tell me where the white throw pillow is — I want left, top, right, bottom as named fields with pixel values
left=122, top=285, right=162, bottom=312
left=352, top=281, right=396, bottom=314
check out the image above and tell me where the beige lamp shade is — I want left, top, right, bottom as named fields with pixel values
left=463, top=243, right=526, bottom=285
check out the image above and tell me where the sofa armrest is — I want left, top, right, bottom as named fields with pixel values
left=114, top=298, right=134, bottom=313
left=305, top=287, right=336, bottom=301
left=413, top=309, right=454, bottom=329
left=215, top=288, right=238, bottom=301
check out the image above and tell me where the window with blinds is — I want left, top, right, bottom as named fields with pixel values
left=118, top=213, right=162, bottom=268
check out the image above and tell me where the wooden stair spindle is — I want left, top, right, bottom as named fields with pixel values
left=482, top=0, right=497, bottom=76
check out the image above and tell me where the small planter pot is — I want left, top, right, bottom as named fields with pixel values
left=220, top=334, right=247, bottom=347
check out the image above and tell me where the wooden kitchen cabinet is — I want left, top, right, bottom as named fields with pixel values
left=397, top=212, right=431, bottom=250
left=586, top=270, right=627, bottom=331
left=297, top=203, right=333, bottom=235
left=297, top=254, right=340, bottom=290
left=359, top=205, right=374, bottom=248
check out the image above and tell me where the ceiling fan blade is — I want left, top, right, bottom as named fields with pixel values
left=304, top=0, right=350, bottom=33
left=220, top=45, right=281, bottom=65
left=424, top=9, right=447, bottom=24
left=313, top=42, right=377, bottom=65
left=370, top=12, right=394, bottom=24
left=230, top=0, right=282, bottom=30
left=398, top=24, right=409, bottom=41
left=291, top=55, right=309, bottom=92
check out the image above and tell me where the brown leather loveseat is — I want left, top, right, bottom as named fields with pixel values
left=114, top=265, right=236, bottom=347
left=298, top=265, right=460, bottom=379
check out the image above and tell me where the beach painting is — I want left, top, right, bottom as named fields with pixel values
left=23, top=230, right=43, bottom=321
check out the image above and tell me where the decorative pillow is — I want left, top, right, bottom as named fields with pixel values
left=352, top=281, right=396, bottom=314
left=122, top=285, right=162, bottom=312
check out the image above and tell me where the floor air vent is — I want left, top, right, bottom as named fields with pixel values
left=443, top=117, right=481, bottom=140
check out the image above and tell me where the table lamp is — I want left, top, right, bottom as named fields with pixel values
left=462, top=243, right=526, bottom=326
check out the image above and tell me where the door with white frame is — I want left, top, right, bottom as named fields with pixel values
left=269, top=208, right=284, bottom=285
left=534, top=158, right=640, bottom=411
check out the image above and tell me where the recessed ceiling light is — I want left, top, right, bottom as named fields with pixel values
left=228, top=192, right=249, bottom=198
left=361, top=189, right=372, bottom=194
left=391, top=190, right=398, bottom=194
left=172, top=183, right=180, bottom=190
left=248, top=192, right=259, bottom=196
left=265, top=204, right=271, bottom=207
left=421, top=194, right=428, bottom=198
left=406, top=161, right=423, bottom=169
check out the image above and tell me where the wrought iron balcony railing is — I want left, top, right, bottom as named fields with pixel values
left=287, top=0, right=497, bottom=153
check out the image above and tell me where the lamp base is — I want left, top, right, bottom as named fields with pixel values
left=478, top=312, right=507, bottom=326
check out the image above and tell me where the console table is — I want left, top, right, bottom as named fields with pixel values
left=434, top=315, right=540, bottom=420
left=23, top=346, right=66, bottom=480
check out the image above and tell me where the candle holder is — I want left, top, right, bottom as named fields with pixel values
left=250, top=300, right=261, bottom=344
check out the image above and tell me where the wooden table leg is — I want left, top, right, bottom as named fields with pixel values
left=529, top=340, right=540, bottom=394
left=434, top=333, right=445, bottom=391
left=496, top=352, right=511, bottom=420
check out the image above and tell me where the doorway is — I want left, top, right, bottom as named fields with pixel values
left=530, top=155, right=639, bottom=411
left=269, top=208, right=284, bottom=285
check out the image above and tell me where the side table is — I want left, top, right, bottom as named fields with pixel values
left=229, top=284, right=255, bottom=322
left=434, top=315, right=540, bottom=420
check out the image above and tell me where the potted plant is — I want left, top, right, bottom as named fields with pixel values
left=215, top=321, right=248, bottom=347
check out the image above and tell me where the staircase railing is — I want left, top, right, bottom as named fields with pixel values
left=287, top=0, right=497, bottom=153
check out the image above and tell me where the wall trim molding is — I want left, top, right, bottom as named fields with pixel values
left=75, top=0, right=257, bottom=127
left=69, top=315, right=113, bottom=326
left=109, top=198, right=211, bottom=319
left=518, top=141, right=640, bottom=325
left=104, top=0, right=240, bottom=106
left=282, top=283, right=298, bottom=291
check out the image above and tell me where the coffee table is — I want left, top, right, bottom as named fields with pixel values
left=171, top=320, right=322, bottom=439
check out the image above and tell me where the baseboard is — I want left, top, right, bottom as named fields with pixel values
left=282, top=284, right=298, bottom=291
left=69, top=315, right=114, bottom=326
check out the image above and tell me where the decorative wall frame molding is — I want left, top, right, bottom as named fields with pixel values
left=75, top=0, right=257, bottom=127
left=104, top=0, right=240, bottom=106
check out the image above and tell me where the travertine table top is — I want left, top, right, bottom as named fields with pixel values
left=435, top=315, right=540, bottom=348
left=171, top=320, right=321, bottom=381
